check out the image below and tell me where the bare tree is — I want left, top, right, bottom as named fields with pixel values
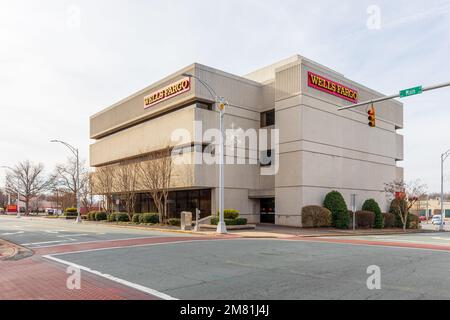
left=385, top=179, right=427, bottom=231
left=140, top=147, right=173, bottom=223
left=80, top=172, right=95, bottom=213
left=114, top=162, right=140, bottom=219
left=5, top=161, right=50, bottom=214
left=53, top=157, right=88, bottom=208
left=92, top=165, right=116, bottom=213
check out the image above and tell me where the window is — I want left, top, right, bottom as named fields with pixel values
left=260, top=109, right=275, bottom=127
left=260, top=149, right=273, bottom=167
left=196, top=102, right=213, bottom=111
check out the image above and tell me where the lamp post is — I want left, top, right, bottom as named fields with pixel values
left=1, top=166, right=21, bottom=218
left=182, top=73, right=227, bottom=234
left=51, top=140, right=81, bottom=223
left=440, top=149, right=450, bottom=231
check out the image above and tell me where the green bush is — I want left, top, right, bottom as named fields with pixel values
left=95, top=212, right=107, bottom=221
left=362, top=199, right=383, bottom=229
left=323, top=191, right=349, bottom=229
left=141, top=213, right=159, bottom=224
left=116, top=213, right=129, bottom=222
left=353, top=211, right=375, bottom=228
left=389, top=199, right=410, bottom=228
left=108, top=213, right=117, bottom=222
left=210, top=217, right=247, bottom=226
left=408, top=214, right=420, bottom=229
left=216, top=209, right=240, bottom=220
left=65, top=207, right=78, bottom=217
left=235, top=218, right=247, bottom=225
left=132, top=213, right=142, bottom=223
left=302, top=206, right=332, bottom=228
left=383, top=213, right=395, bottom=228
left=168, top=218, right=181, bottom=226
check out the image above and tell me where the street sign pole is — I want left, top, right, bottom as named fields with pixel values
left=338, top=81, right=450, bottom=111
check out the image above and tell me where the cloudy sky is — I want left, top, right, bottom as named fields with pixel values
left=1, top=0, right=449, bottom=192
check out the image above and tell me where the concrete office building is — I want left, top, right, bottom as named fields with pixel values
left=90, top=55, right=404, bottom=227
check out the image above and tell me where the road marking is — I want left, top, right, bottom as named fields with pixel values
left=42, top=255, right=177, bottom=300
left=1, top=231, right=25, bottom=236
left=21, top=240, right=71, bottom=246
left=58, top=234, right=89, bottom=238
left=31, top=236, right=164, bottom=249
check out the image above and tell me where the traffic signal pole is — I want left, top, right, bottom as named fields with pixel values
left=337, top=81, right=450, bottom=111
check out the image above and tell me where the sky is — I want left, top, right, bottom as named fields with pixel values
left=0, top=0, right=449, bottom=192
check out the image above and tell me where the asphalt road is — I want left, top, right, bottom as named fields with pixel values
left=0, top=215, right=186, bottom=248
left=51, top=237, right=450, bottom=300
left=2, top=216, right=450, bottom=300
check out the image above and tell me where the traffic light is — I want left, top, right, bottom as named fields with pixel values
left=368, top=105, right=376, bottom=127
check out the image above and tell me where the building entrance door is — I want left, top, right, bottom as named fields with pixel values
left=260, top=198, right=275, bottom=223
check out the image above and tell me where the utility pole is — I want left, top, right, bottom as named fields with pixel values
left=440, top=150, right=450, bottom=231
left=182, top=73, right=228, bottom=234
left=51, top=140, right=82, bottom=223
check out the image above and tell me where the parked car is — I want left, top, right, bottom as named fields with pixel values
left=432, top=215, right=445, bottom=225
left=419, top=216, right=427, bottom=222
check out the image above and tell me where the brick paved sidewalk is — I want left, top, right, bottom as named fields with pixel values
left=0, top=235, right=236, bottom=300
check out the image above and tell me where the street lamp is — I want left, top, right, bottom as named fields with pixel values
left=1, top=166, right=21, bottom=218
left=51, top=140, right=81, bottom=223
left=182, top=73, right=227, bottom=234
left=440, top=149, right=450, bottom=231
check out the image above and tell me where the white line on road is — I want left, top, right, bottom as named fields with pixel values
left=21, top=240, right=71, bottom=246
left=1, top=231, right=25, bottom=236
left=42, top=255, right=177, bottom=300
left=27, top=236, right=165, bottom=249
left=57, top=234, right=89, bottom=238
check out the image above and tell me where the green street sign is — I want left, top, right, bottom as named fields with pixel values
left=400, top=86, right=423, bottom=98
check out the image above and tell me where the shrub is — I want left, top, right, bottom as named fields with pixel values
left=408, top=214, right=420, bottom=229
left=211, top=217, right=218, bottom=225
left=323, top=191, right=349, bottom=229
left=95, top=212, right=107, bottom=221
left=132, top=213, right=142, bottom=223
left=216, top=209, right=240, bottom=220
left=389, top=199, right=410, bottom=228
left=383, top=213, right=395, bottom=228
left=354, top=211, right=375, bottom=228
left=65, top=207, right=78, bottom=217
left=362, top=199, right=383, bottom=229
left=116, top=213, right=130, bottom=222
left=168, top=218, right=181, bottom=226
left=301, top=206, right=332, bottom=228
left=235, top=218, right=247, bottom=225
left=108, top=213, right=117, bottom=222
left=141, top=213, right=159, bottom=224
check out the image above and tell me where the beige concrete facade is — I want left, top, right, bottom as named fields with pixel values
left=90, top=55, right=404, bottom=226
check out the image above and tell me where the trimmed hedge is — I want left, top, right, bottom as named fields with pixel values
left=216, top=209, right=240, bottom=220
left=65, top=207, right=78, bottom=217
left=362, top=199, right=383, bottom=229
left=141, top=213, right=159, bottom=224
left=116, top=213, right=130, bottom=222
left=383, top=213, right=395, bottom=228
left=210, top=217, right=248, bottom=226
left=323, top=191, right=349, bottom=229
left=301, top=206, right=332, bottom=228
left=132, top=213, right=142, bottom=223
left=95, top=212, right=107, bottom=221
left=353, top=211, right=375, bottom=228
left=108, top=213, right=117, bottom=222
left=168, top=218, right=181, bottom=226
left=389, top=199, right=411, bottom=228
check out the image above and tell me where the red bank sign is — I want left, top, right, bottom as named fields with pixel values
left=307, top=71, right=358, bottom=103
left=144, top=77, right=191, bottom=109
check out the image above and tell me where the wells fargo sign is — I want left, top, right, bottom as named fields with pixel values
left=144, top=77, right=191, bottom=109
left=308, top=71, right=358, bottom=103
